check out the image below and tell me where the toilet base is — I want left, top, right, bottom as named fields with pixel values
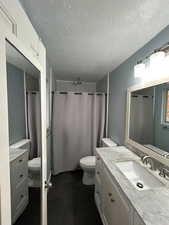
left=82, top=170, right=95, bottom=185
left=28, top=172, right=41, bottom=187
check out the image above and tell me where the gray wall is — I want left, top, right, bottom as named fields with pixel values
left=7, top=63, right=26, bottom=145
left=96, top=76, right=107, bottom=93
left=108, top=25, right=169, bottom=145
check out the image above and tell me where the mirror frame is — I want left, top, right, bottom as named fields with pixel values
left=0, top=28, right=47, bottom=225
left=125, top=77, right=169, bottom=167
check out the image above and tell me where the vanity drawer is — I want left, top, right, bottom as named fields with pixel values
left=10, top=152, right=28, bottom=173
left=14, top=153, right=28, bottom=168
left=11, top=153, right=28, bottom=186
left=13, top=165, right=28, bottom=186
left=11, top=163, right=28, bottom=187
left=12, top=181, right=28, bottom=209
left=12, top=190, right=28, bottom=224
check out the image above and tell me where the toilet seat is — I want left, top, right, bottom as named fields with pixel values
left=28, top=157, right=41, bottom=171
left=80, top=156, right=96, bottom=169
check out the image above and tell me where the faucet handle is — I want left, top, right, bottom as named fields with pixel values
left=159, top=168, right=165, bottom=178
left=159, top=168, right=169, bottom=178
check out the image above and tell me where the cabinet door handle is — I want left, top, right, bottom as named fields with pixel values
left=19, top=159, right=23, bottom=163
left=110, top=198, right=115, bottom=203
left=20, top=174, right=23, bottom=178
left=97, top=171, right=100, bottom=175
left=20, top=194, right=24, bottom=199
left=108, top=193, right=112, bottom=197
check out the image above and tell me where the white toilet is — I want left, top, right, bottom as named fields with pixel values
left=80, top=138, right=117, bottom=185
left=28, top=157, right=41, bottom=187
left=80, top=156, right=96, bottom=185
left=10, top=139, right=41, bottom=187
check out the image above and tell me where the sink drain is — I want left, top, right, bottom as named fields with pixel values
left=136, top=182, right=144, bottom=189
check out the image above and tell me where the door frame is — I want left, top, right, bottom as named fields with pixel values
left=0, top=28, right=47, bottom=225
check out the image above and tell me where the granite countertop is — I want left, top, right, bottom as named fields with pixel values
left=9, top=148, right=28, bottom=162
left=96, top=146, right=169, bottom=225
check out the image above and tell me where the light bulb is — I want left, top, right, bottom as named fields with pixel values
left=134, top=63, right=146, bottom=78
left=149, top=51, right=165, bottom=78
left=150, top=51, right=165, bottom=67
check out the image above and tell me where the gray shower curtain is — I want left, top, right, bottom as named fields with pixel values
left=27, top=92, right=41, bottom=159
left=52, top=92, right=105, bottom=175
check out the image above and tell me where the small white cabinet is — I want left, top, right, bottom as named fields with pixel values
left=10, top=149, right=29, bottom=224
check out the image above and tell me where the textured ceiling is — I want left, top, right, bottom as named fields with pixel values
left=20, top=0, right=169, bottom=81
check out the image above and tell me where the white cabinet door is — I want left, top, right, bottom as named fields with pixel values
left=95, top=155, right=103, bottom=212
left=134, top=212, right=145, bottom=225
left=102, top=166, right=132, bottom=225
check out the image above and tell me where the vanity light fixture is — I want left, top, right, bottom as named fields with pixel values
left=134, top=61, right=146, bottom=78
left=150, top=50, right=165, bottom=69
left=134, top=42, right=169, bottom=80
left=162, top=55, right=169, bottom=77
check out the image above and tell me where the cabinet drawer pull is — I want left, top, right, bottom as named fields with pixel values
left=20, top=194, right=24, bottom=199
left=108, top=193, right=112, bottom=197
left=19, top=174, right=23, bottom=178
left=110, top=198, right=115, bottom=203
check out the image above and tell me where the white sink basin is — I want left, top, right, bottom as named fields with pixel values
left=116, top=161, right=163, bottom=191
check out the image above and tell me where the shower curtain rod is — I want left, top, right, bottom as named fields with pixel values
left=26, top=91, right=40, bottom=94
left=132, top=94, right=153, bottom=98
left=52, top=91, right=106, bottom=95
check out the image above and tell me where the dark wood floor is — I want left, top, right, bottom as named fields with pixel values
left=15, top=170, right=102, bottom=225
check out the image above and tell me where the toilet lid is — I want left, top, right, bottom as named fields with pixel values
left=80, top=156, right=96, bottom=168
left=28, top=157, right=41, bottom=169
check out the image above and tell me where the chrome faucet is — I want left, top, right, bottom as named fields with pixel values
left=141, top=155, right=155, bottom=171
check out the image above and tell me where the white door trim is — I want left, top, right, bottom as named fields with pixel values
left=0, top=32, right=11, bottom=225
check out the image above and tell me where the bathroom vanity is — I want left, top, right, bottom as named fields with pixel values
left=10, top=149, right=29, bottom=224
left=95, top=76, right=169, bottom=225
left=95, top=146, right=169, bottom=225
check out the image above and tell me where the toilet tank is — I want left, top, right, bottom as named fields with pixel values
left=10, top=139, right=31, bottom=151
left=102, top=138, right=117, bottom=147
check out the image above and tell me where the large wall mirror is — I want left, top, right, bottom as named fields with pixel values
left=6, top=40, right=42, bottom=225
left=127, top=79, right=169, bottom=165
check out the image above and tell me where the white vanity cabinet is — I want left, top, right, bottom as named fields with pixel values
left=10, top=149, right=29, bottom=224
left=95, top=155, right=145, bottom=225
left=95, top=156, right=103, bottom=213
left=102, top=165, right=132, bottom=225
